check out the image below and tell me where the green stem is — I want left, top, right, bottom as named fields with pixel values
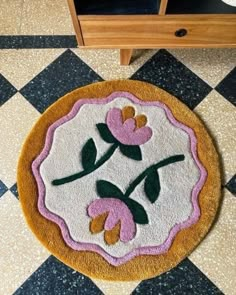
left=52, top=143, right=119, bottom=186
left=124, top=154, right=185, bottom=198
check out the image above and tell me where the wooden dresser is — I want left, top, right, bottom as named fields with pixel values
left=67, top=0, right=236, bottom=65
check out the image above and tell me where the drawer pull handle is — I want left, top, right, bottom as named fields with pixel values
left=175, top=29, right=188, bottom=37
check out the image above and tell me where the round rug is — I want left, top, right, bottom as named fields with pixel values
left=18, top=80, right=221, bottom=281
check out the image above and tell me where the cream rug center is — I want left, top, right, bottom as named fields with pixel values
left=33, top=92, right=205, bottom=265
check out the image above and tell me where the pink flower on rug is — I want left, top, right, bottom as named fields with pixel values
left=87, top=198, right=136, bottom=245
left=106, top=106, right=152, bottom=145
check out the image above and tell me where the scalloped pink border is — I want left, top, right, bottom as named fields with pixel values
left=32, top=91, right=207, bottom=266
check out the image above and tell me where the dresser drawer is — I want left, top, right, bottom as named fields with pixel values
left=79, top=15, right=236, bottom=48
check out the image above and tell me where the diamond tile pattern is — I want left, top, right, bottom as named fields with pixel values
left=131, top=49, right=212, bottom=109
left=0, top=35, right=235, bottom=294
left=93, top=279, right=141, bottom=295
left=0, top=193, right=49, bottom=295
left=20, top=49, right=103, bottom=113
left=189, top=189, right=236, bottom=295
left=226, top=174, right=236, bottom=196
left=0, top=49, right=65, bottom=89
left=215, top=67, right=236, bottom=106
left=168, top=49, right=236, bottom=88
left=0, top=180, right=8, bottom=198
left=195, top=90, right=236, bottom=183
left=0, top=180, right=18, bottom=199
left=10, top=183, right=19, bottom=199
left=132, top=259, right=223, bottom=295
left=72, top=48, right=157, bottom=81
left=14, top=256, right=103, bottom=295
left=0, top=73, right=17, bottom=106
left=0, top=92, right=40, bottom=186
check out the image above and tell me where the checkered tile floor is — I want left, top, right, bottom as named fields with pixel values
left=0, top=3, right=236, bottom=294
left=0, top=44, right=235, bottom=295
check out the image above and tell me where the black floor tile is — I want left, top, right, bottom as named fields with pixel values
left=0, top=36, right=77, bottom=49
left=14, top=256, right=103, bottom=295
left=215, top=67, right=236, bottom=106
left=0, top=180, right=8, bottom=198
left=0, top=74, right=17, bottom=106
left=132, top=258, right=223, bottom=295
left=225, top=174, right=236, bottom=196
left=20, top=49, right=103, bottom=113
left=10, top=183, right=19, bottom=199
left=131, top=49, right=212, bottom=109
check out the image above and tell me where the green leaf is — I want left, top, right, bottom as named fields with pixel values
left=81, top=138, right=97, bottom=170
left=119, top=145, right=142, bottom=161
left=144, top=169, right=161, bottom=203
left=96, top=180, right=124, bottom=199
left=124, top=198, right=148, bottom=224
left=96, top=123, right=117, bottom=143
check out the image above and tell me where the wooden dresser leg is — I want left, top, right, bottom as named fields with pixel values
left=120, top=49, right=133, bottom=65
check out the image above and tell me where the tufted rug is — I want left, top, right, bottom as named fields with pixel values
left=18, top=80, right=221, bottom=281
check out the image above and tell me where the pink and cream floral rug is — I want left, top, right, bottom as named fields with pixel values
left=18, top=80, right=221, bottom=281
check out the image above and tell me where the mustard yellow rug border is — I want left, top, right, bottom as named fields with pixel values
left=17, top=80, right=221, bottom=281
